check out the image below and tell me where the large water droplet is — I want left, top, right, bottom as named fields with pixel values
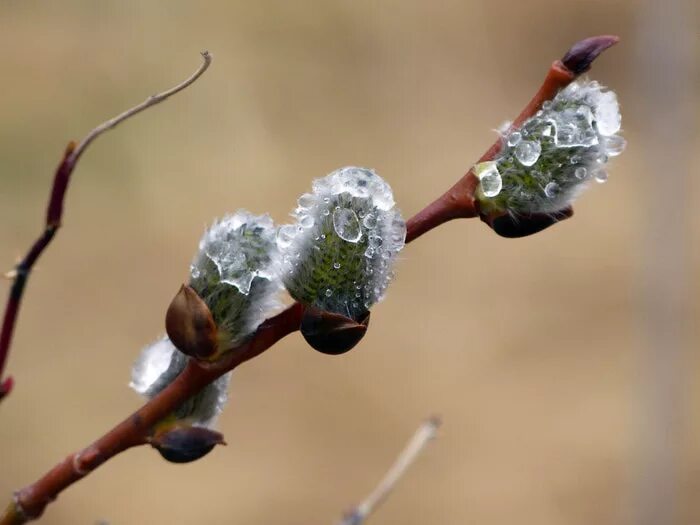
left=332, top=207, right=362, bottom=243
left=507, top=131, right=522, bottom=147
left=603, top=135, right=626, bottom=157
left=515, top=140, right=542, bottom=166
left=574, top=167, right=587, bottom=179
left=475, top=162, right=502, bottom=198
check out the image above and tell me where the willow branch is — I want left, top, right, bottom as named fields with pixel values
left=1, top=35, right=618, bottom=524
left=0, top=51, right=213, bottom=402
left=337, top=416, right=441, bottom=525
left=0, top=303, right=303, bottom=524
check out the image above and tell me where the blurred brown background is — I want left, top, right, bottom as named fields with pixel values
left=1, top=1, right=699, bottom=524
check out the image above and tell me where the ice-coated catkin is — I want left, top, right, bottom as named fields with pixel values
left=278, top=167, right=406, bottom=321
left=476, top=79, right=625, bottom=215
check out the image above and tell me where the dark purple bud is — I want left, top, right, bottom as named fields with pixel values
left=151, top=426, right=225, bottom=464
left=482, top=207, right=574, bottom=238
left=561, top=35, right=619, bottom=75
left=300, top=307, right=370, bottom=355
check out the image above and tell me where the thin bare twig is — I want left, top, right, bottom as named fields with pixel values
left=0, top=36, right=618, bottom=524
left=338, top=417, right=442, bottom=525
left=0, top=51, right=212, bottom=401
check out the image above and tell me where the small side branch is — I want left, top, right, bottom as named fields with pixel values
left=0, top=52, right=212, bottom=401
left=338, top=416, right=442, bottom=525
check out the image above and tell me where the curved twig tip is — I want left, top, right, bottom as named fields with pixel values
left=0, top=376, right=13, bottom=400
left=561, top=35, right=620, bottom=75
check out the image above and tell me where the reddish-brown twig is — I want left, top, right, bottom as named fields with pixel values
left=0, top=51, right=213, bottom=402
left=0, top=303, right=303, bottom=524
left=0, top=36, right=617, bottom=524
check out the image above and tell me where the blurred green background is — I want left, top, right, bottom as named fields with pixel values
left=1, top=1, right=698, bottom=524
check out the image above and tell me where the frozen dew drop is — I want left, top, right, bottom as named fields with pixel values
left=576, top=105, right=593, bottom=125
left=362, top=213, right=377, bottom=229
left=325, top=288, right=333, bottom=297
left=593, top=168, right=609, bottom=184
left=475, top=161, right=502, bottom=198
left=603, top=135, right=626, bottom=157
left=297, top=193, right=314, bottom=209
left=333, top=262, right=341, bottom=269
left=276, top=224, right=296, bottom=249
left=299, top=214, right=315, bottom=228
left=507, top=131, right=522, bottom=147
left=515, top=140, right=542, bottom=167
left=364, top=247, right=375, bottom=258
left=594, top=90, right=621, bottom=136
left=544, top=182, right=560, bottom=198
left=332, top=207, right=362, bottom=243
left=368, top=234, right=382, bottom=249
left=574, top=166, right=587, bottom=179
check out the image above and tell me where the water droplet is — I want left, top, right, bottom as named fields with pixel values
left=574, top=167, right=587, bottom=179
left=362, top=213, right=377, bottom=229
left=475, top=162, right=502, bottom=198
left=325, top=289, right=333, bottom=297
left=190, top=267, right=201, bottom=279
left=542, top=100, right=553, bottom=111
left=576, top=105, right=593, bottom=125
left=299, top=215, right=314, bottom=228
left=593, top=169, right=608, bottom=183
left=515, top=140, right=542, bottom=167
left=333, top=262, right=341, bottom=269
left=544, top=182, right=559, bottom=198
left=276, top=225, right=296, bottom=249
left=603, top=135, right=626, bottom=157
left=507, top=131, right=522, bottom=147
left=322, top=209, right=330, bottom=216
left=332, top=207, right=362, bottom=243
left=364, top=247, right=375, bottom=258
left=368, top=234, right=382, bottom=249
left=297, top=193, right=314, bottom=209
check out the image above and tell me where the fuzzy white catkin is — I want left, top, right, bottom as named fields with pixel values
left=189, top=210, right=281, bottom=347
left=130, top=336, right=231, bottom=427
left=476, top=79, right=625, bottom=215
left=277, top=167, right=406, bottom=321
left=130, top=210, right=282, bottom=427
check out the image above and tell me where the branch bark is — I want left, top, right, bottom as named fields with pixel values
left=0, top=51, right=212, bottom=401
left=0, top=36, right=617, bottom=524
